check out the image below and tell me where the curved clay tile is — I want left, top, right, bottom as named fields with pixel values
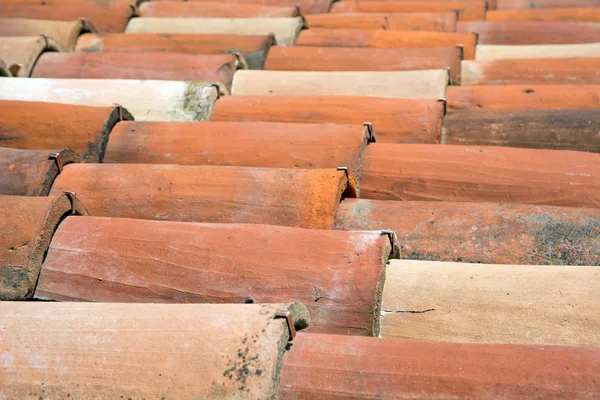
left=305, top=12, right=457, bottom=32
left=476, top=43, right=600, bottom=61
left=125, top=17, right=304, bottom=46
left=296, top=28, right=477, bottom=59
left=0, top=35, right=59, bottom=77
left=487, top=7, right=600, bottom=22
left=75, top=33, right=275, bottom=69
left=104, top=121, right=369, bottom=181
left=0, top=101, right=132, bottom=162
left=361, top=144, right=600, bottom=207
left=447, top=84, right=600, bottom=111
left=0, top=17, right=96, bottom=51
left=49, top=166, right=357, bottom=228
left=335, top=198, right=600, bottom=266
left=0, top=78, right=221, bottom=121
left=0, top=3, right=135, bottom=33
left=497, top=0, right=600, bottom=9
left=330, top=0, right=486, bottom=21
left=0, top=302, right=309, bottom=399
left=31, top=52, right=246, bottom=92
left=138, top=1, right=300, bottom=18
left=0, top=148, right=79, bottom=196
left=442, top=109, right=600, bottom=152
left=264, top=46, right=462, bottom=84
left=37, top=218, right=398, bottom=335
left=210, top=96, right=445, bottom=144
left=280, top=333, right=600, bottom=399
left=181, top=0, right=331, bottom=14
left=457, top=21, right=600, bottom=45
left=381, top=259, right=600, bottom=346
left=0, top=193, right=88, bottom=300
left=231, top=69, right=449, bottom=99
left=462, top=58, right=600, bottom=85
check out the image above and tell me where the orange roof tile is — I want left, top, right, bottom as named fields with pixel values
left=330, top=0, right=486, bottom=21
left=138, top=0, right=300, bottom=18
left=304, top=11, right=458, bottom=31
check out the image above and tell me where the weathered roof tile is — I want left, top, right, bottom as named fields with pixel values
left=0, top=17, right=96, bottom=51
left=0, top=35, right=60, bottom=77
left=475, top=43, right=600, bottom=60
left=457, top=21, right=600, bottom=44
left=138, top=1, right=300, bottom=18
left=305, top=11, right=458, bottom=31
left=330, top=0, right=486, bottom=21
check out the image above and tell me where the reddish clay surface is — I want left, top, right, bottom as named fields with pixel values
left=264, top=46, right=462, bottom=84
left=335, top=198, right=600, bottom=265
left=447, top=84, right=600, bottom=111
left=75, top=33, right=274, bottom=69
left=487, top=8, right=600, bottom=22
left=0, top=193, right=88, bottom=300
left=360, top=144, right=600, bottom=208
left=139, top=1, right=300, bottom=17
left=0, top=101, right=133, bottom=162
left=457, top=21, right=600, bottom=44
left=296, top=28, right=477, bottom=59
left=497, top=0, right=600, bottom=9
left=304, top=12, right=458, bottom=32
left=0, top=3, right=134, bottom=33
left=0, top=148, right=79, bottom=196
left=184, top=0, right=331, bottom=14
left=31, top=52, right=243, bottom=91
left=50, top=165, right=356, bottom=229
left=330, top=0, right=486, bottom=21
left=0, top=17, right=95, bottom=51
left=37, top=218, right=397, bottom=335
left=0, top=302, right=309, bottom=399
left=104, top=121, right=368, bottom=180
left=210, top=96, right=444, bottom=144
left=443, top=108, right=600, bottom=152
left=462, top=58, right=600, bottom=85
left=279, top=333, right=600, bottom=399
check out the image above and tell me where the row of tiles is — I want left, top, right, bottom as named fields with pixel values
left=2, top=193, right=599, bottom=344
left=2, top=35, right=600, bottom=86
left=1, top=301, right=598, bottom=399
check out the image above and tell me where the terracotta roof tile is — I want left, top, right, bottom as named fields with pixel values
left=361, top=143, right=600, bottom=207
left=447, top=84, right=600, bottom=111
left=381, top=259, right=600, bottom=346
left=36, top=218, right=397, bottom=335
left=104, top=121, right=368, bottom=181
left=487, top=7, right=600, bottom=22
left=0, top=193, right=88, bottom=300
left=475, top=43, right=600, bottom=60
left=180, top=0, right=332, bottom=14
left=0, top=101, right=132, bottom=162
left=30, top=52, right=246, bottom=92
left=457, top=21, right=600, bottom=45
left=231, top=69, right=449, bottom=98
left=49, top=166, right=356, bottom=228
left=462, top=58, right=600, bottom=84
left=265, top=46, right=462, bottom=84
left=296, top=28, right=478, bottom=59
left=0, top=3, right=135, bottom=33
left=497, top=0, right=600, bottom=9
left=443, top=109, right=600, bottom=152
left=0, top=148, right=79, bottom=196
left=0, top=78, right=221, bottom=121
left=0, top=302, right=309, bottom=398
left=210, top=96, right=445, bottom=143
left=335, top=198, right=600, bottom=265
left=0, top=17, right=96, bottom=51
left=125, top=17, right=304, bottom=46
left=0, top=35, right=60, bottom=77
left=280, top=333, right=600, bottom=399
left=138, top=1, right=300, bottom=18
left=304, top=11, right=458, bottom=31
left=330, top=0, right=486, bottom=21
left=75, top=33, right=274, bottom=69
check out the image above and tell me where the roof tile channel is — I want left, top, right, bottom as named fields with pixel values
left=280, top=333, right=600, bottom=398
left=35, top=218, right=397, bottom=335
left=48, top=166, right=357, bottom=229
left=0, top=302, right=309, bottom=399
left=0, top=101, right=133, bottom=162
